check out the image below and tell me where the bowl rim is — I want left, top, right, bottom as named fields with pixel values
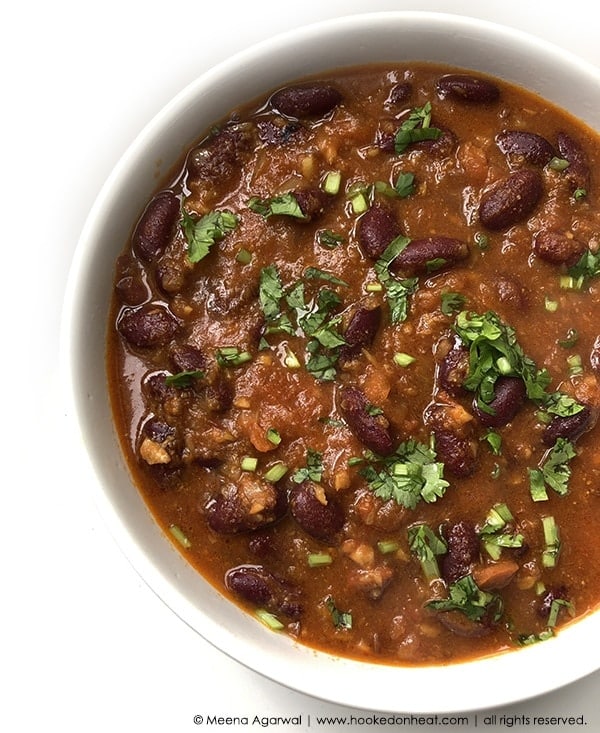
left=60, top=9, right=600, bottom=714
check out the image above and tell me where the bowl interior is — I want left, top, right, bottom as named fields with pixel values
left=62, top=11, right=600, bottom=713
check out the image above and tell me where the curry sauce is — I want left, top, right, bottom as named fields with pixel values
left=107, top=63, right=600, bottom=665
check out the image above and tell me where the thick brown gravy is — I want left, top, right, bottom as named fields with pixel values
left=107, top=62, right=600, bottom=665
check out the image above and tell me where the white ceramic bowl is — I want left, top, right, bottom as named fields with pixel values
left=61, top=11, right=600, bottom=713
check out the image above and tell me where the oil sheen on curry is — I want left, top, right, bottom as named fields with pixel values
left=108, top=63, right=600, bottom=665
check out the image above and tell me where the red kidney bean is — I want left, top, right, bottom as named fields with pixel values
left=436, top=339, right=470, bottom=397
left=270, top=83, right=342, bottom=118
left=225, top=564, right=302, bottom=619
left=533, top=230, right=587, bottom=266
left=386, top=81, right=412, bottom=105
left=356, top=205, right=403, bottom=260
left=494, top=275, right=529, bottom=310
left=187, top=123, right=255, bottom=183
left=542, top=405, right=596, bottom=446
left=338, top=386, right=394, bottom=456
left=132, top=191, right=180, bottom=262
left=436, top=610, right=491, bottom=638
left=206, top=480, right=287, bottom=534
left=390, top=236, right=469, bottom=276
left=293, top=187, right=328, bottom=221
left=289, top=482, right=344, bottom=543
left=436, top=74, right=500, bottom=104
left=142, top=418, right=175, bottom=443
left=590, top=336, right=600, bottom=376
left=412, top=126, right=458, bottom=158
left=479, top=169, right=543, bottom=230
left=557, top=132, right=591, bottom=192
left=433, top=429, right=478, bottom=477
left=441, top=521, right=480, bottom=583
left=170, top=343, right=207, bottom=373
left=496, top=130, right=556, bottom=166
left=117, top=305, right=179, bottom=348
left=339, top=305, right=382, bottom=362
left=472, top=376, right=527, bottom=428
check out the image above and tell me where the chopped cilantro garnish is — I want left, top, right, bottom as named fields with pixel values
left=164, top=369, right=205, bottom=388
left=440, top=291, right=467, bottom=316
left=304, top=267, right=349, bottom=287
left=528, top=438, right=577, bottom=502
left=567, top=248, right=600, bottom=284
left=374, top=236, right=419, bottom=324
left=481, top=430, right=502, bottom=455
left=427, top=574, right=503, bottom=622
left=258, top=266, right=346, bottom=381
left=325, top=596, right=352, bottom=629
left=182, top=209, right=238, bottom=263
left=215, top=347, right=252, bottom=368
left=408, top=524, right=447, bottom=581
left=478, top=503, right=523, bottom=559
left=394, top=102, right=442, bottom=154
left=292, top=448, right=324, bottom=484
left=361, top=439, right=449, bottom=510
left=317, top=230, right=345, bottom=249
left=248, top=192, right=306, bottom=219
left=453, top=310, right=584, bottom=418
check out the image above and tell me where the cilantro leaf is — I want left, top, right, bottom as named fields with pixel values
left=374, top=236, right=419, bottom=324
left=567, top=249, right=600, bottom=284
left=528, top=438, right=577, bottom=501
left=325, top=595, right=352, bottom=629
left=408, top=524, right=447, bottom=580
left=292, top=448, right=324, bottom=484
left=394, top=102, right=442, bottom=154
left=248, top=192, right=307, bottom=219
left=440, top=291, right=467, bottom=316
left=164, top=370, right=205, bottom=388
left=182, top=209, right=238, bottom=263
left=361, top=439, right=449, bottom=510
left=427, top=575, right=503, bottom=622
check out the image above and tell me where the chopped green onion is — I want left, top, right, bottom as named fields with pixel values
left=558, top=328, right=579, bottom=348
left=541, top=516, right=561, bottom=568
left=544, top=297, right=558, bottom=313
left=284, top=348, right=301, bottom=369
left=573, top=188, right=587, bottom=201
left=169, top=524, right=191, bottom=549
left=365, top=281, right=383, bottom=292
left=255, top=609, right=284, bottom=630
left=349, top=191, right=369, bottom=213
left=322, top=170, right=342, bottom=195
left=266, top=428, right=282, bottom=446
left=263, top=462, right=288, bottom=483
left=474, top=232, right=489, bottom=250
left=548, top=156, right=570, bottom=171
left=567, top=354, right=583, bottom=375
left=308, top=552, right=333, bottom=567
left=560, top=274, right=584, bottom=291
left=235, top=247, right=252, bottom=264
left=496, top=356, right=513, bottom=375
left=393, top=352, right=416, bottom=367
left=377, top=540, right=400, bottom=554
left=216, top=347, right=252, bottom=367
left=241, top=456, right=258, bottom=472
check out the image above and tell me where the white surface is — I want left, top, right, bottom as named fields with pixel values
left=3, top=1, right=599, bottom=731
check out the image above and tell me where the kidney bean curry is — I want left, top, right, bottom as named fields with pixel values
left=108, top=63, right=600, bottom=665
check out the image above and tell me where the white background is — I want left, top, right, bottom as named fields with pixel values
left=3, top=1, right=599, bottom=731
